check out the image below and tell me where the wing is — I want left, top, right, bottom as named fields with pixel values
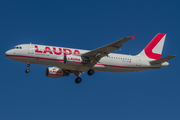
left=81, top=35, right=135, bottom=67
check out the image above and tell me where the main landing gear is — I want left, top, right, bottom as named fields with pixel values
left=25, top=63, right=30, bottom=73
left=74, top=71, right=84, bottom=84
left=74, top=69, right=94, bottom=84
left=87, top=69, right=94, bottom=76
left=75, top=77, right=82, bottom=84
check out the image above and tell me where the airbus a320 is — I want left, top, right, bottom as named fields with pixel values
left=5, top=33, right=176, bottom=83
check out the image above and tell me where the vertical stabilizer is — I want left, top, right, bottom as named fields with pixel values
left=138, top=33, right=166, bottom=60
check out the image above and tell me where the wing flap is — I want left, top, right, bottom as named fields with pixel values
left=150, top=55, right=176, bottom=64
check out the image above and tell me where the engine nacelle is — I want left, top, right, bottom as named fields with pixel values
left=66, top=55, right=83, bottom=64
left=46, top=67, right=69, bottom=78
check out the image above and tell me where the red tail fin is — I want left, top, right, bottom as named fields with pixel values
left=138, top=33, right=166, bottom=60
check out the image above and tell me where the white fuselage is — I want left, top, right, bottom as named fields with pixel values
left=5, top=44, right=169, bottom=73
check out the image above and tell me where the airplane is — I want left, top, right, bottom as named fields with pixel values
left=5, top=33, right=176, bottom=84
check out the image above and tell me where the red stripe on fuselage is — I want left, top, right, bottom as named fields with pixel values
left=6, top=55, right=160, bottom=69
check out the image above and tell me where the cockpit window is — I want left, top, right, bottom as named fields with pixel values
left=13, top=46, right=22, bottom=49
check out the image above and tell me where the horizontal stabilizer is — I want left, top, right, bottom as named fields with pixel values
left=150, top=55, right=176, bottom=64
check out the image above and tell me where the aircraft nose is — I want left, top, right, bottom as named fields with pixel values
left=5, top=51, right=8, bottom=57
left=5, top=50, right=11, bottom=57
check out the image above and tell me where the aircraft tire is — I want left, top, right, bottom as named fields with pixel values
left=87, top=69, right=94, bottom=76
left=25, top=69, right=30, bottom=73
left=75, top=77, right=82, bottom=84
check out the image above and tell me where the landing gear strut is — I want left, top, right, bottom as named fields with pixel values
left=25, top=63, right=30, bottom=73
left=75, top=77, right=82, bottom=84
left=87, top=69, right=94, bottom=76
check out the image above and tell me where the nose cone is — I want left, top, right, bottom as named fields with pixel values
left=5, top=50, right=9, bottom=57
left=5, top=50, right=12, bottom=58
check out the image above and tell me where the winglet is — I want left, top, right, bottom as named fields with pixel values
left=131, top=35, right=135, bottom=40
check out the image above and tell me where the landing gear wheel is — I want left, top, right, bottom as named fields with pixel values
left=25, top=62, right=30, bottom=73
left=87, top=69, right=94, bottom=76
left=75, top=77, right=82, bottom=84
left=25, top=69, right=30, bottom=73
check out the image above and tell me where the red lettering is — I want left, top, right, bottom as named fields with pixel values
left=63, top=49, right=72, bottom=55
left=74, top=50, right=80, bottom=55
left=53, top=47, right=62, bottom=55
left=35, top=46, right=80, bottom=56
left=35, top=45, right=42, bottom=53
left=43, top=47, right=53, bottom=54
left=68, top=57, right=80, bottom=61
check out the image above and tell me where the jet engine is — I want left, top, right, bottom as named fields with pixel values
left=63, top=55, right=83, bottom=64
left=46, top=67, right=69, bottom=78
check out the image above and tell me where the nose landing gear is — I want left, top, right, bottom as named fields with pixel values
left=25, top=69, right=30, bottom=73
left=25, top=63, right=30, bottom=73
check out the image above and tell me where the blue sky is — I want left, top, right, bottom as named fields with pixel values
left=1, top=0, right=180, bottom=120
